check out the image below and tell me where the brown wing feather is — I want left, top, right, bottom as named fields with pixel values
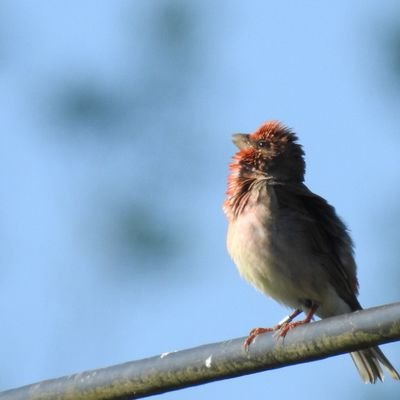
left=273, top=183, right=361, bottom=311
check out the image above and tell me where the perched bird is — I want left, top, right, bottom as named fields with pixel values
left=223, top=120, right=399, bottom=383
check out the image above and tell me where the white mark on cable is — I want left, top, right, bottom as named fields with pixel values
left=205, top=355, right=212, bottom=368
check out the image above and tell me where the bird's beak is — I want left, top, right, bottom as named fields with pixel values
left=232, top=133, right=251, bottom=150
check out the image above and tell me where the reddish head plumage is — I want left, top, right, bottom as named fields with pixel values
left=223, top=121, right=305, bottom=220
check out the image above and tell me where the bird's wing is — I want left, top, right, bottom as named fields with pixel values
left=273, top=183, right=361, bottom=311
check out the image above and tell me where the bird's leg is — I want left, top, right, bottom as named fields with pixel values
left=243, top=308, right=302, bottom=349
left=277, top=304, right=318, bottom=337
left=275, top=308, right=303, bottom=328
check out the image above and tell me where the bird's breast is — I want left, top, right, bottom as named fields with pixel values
left=226, top=185, right=320, bottom=309
left=226, top=190, right=282, bottom=295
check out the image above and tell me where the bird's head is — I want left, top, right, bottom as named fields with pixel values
left=230, top=121, right=305, bottom=183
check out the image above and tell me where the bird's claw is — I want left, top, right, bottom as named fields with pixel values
left=243, top=307, right=317, bottom=350
left=243, top=327, right=275, bottom=350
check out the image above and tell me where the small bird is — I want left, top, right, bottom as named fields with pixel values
left=223, top=120, right=399, bottom=383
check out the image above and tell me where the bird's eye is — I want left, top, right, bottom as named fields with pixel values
left=257, top=140, right=268, bottom=149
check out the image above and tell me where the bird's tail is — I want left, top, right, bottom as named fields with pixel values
left=350, top=346, right=400, bottom=383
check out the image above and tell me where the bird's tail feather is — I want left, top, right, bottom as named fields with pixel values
left=350, top=346, right=400, bottom=383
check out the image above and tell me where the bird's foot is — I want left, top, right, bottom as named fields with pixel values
left=243, top=306, right=318, bottom=350
left=243, top=309, right=302, bottom=349
left=276, top=319, right=309, bottom=337
left=276, top=304, right=318, bottom=337
left=243, top=327, right=275, bottom=350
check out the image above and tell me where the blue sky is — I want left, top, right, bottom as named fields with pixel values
left=1, top=1, right=400, bottom=399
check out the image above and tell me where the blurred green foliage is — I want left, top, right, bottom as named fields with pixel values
left=46, top=1, right=201, bottom=278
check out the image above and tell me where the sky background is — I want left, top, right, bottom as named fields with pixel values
left=1, top=1, right=400, bottom=399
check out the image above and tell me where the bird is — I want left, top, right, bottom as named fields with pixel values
left=223, top=120, right=400, bottom=383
